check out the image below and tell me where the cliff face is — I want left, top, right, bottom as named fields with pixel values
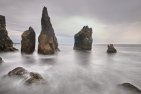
left=38, top=7, right=59, bottom=55
left=0, top=15, right=17, bottom=52
left=74, top=26, right=93, bottom=50
left=21, top=27, right=36, bottom=54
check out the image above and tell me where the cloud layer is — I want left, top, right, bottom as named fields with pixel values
left=0, top=0, right=141, bottom=43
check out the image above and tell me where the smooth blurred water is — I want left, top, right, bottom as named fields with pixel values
left=0, top=44, right=141, bottom=94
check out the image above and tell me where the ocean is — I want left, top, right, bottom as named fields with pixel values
left=0, top=44, right=141, bottom=94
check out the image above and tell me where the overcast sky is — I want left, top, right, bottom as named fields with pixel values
left=0, top=0, right=141, bottom=44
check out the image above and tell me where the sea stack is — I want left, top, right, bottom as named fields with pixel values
left=38, top=7, right=59, bottom=55
left=74, top=26, right=93, bottom=50
left=21, top=27, right=36, bottom=54
left=107, top=44, right=117, bottom=53
left=0, top=15, right=17, bottom=52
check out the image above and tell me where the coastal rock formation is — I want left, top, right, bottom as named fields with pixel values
left=21, top=27, right=36, bottom=54
left=0, top=57, right=3, bottom=63
left=38, top=7, right=59, bottom=55
left=25, top=72, right=44, bottom=84
left=74, top=26, right=93, bottom=50
left=8, top=67, right=28, bottom=77
left=8, top=67, right=44, bottom=85
left=0, top=15, right=17, bottom=52
left=119, top=83, right=141, bottom=94
left=107, top=44, right=117, bottom=53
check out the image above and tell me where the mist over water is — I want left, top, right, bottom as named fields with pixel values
left=0, top=44, right=141, bottom=94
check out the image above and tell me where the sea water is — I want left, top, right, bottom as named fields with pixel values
left=0, top=44, right=141, bottom=94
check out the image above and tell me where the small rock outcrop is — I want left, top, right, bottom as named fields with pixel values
left=0, top=15, right=17, bottom=52
left=0, top=57, right=3, bottom=63
left=21, top=27, right=36, bottom=54
left=7, top=67, right=45, bottom=85
left=8, top=67, right=28, bottom=77
left=74, top=26, right=93, bottom=50
left=119, top=83, right=141, bottom=93
left=38, top=7, right=59, bottom=55
left=107, top=44, right=117, bottom=53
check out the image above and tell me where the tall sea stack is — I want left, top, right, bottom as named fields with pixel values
left=21, top=27, right=36, bottom=54
left=38, top=7, right=59, bottom=55
left=74, top=26, right=93, bottom=50
left=0, top=15, right=17, bottom=52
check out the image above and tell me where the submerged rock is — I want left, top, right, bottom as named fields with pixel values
left=7, top=67, right=45, bottom=85
left=74, top=26, right=93, bottom=50
left=107, top=44, right=117, bottom=53
left=38, top=7, right=59, bottom=55
left=0, top=15, right=17, bottom=52
left=119, top=83, right=141, bottom=94
left=21, top=27, right=36, bottom=54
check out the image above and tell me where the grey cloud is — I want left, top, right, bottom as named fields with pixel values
left=0, top=0, right=141, bottom=43
left=49, top=0, right=141, bottom=24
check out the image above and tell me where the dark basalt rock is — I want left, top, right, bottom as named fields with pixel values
left=74, top=26, right=93, bottom=50
left=107, top=44, right=117, bottom=53
left=8, top=67, right=28, bottom=77
left=119, top=83, right=141, bottom=94
left=38, top=7, right=59, bottom=55
left=25, top=72, right=44, bottom=84
left=0, top=15, right=17, bottom=52
left=21, top=27, right=36, bottom=54
left=7, top=67, right=44, bottom=85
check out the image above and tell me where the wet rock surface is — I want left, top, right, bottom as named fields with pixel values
left=74, top=26, right=93, bottom=50
left=7, top=67, right=45, bottom=85
left=25, top=72, right=44, bottom=84
left=38, top=7, right=59, bottom=55
left=0, top=15, right=17, bottom=52
left=119, top=83, right=141, bottom=94
left=21, top=27, right=36, bottom=54
left=107, top=44, right=117, bottom=53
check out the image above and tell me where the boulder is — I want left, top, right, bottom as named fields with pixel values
left=107, top=44, right=117, bottom=53
left=25, top=72, right=44, bottom=84
left=74, top=26, right=93, bottom=50
left=7, top=67, right=44, bottom=85
left=38, top=7, right=59, bottom=55
left=0, top=15, right=17, bottom=52
left=8, top=67, right=28, bottom=77
left=119, top=83, right=141, bottom=93
left=21, top=27, right=36, bottom=54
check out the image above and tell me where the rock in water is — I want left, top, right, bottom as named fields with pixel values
left=21, top=27, right=36, bottom=54
left=74, top=26, right=93, bottom=50
left=7, top=67, right=45, bottom=85
left=0, top=15, right=17, bottom=52
left=38, top=7, right=59, bottom=55
left=107, top=44, right=117, bottom=53
left=8, top=67, right=28, bottom=77
left=119, top=83, right=141, bottom=94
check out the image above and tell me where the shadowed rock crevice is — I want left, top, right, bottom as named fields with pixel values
left=21, top=27, right=36, bottom=54
left=0, top=57, right=3, bottom=63
left=74, top=26, right=93, bottom=50
left=0, top=15, right=17, bottom=52
left=38, top=7, right=59, bottom=55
